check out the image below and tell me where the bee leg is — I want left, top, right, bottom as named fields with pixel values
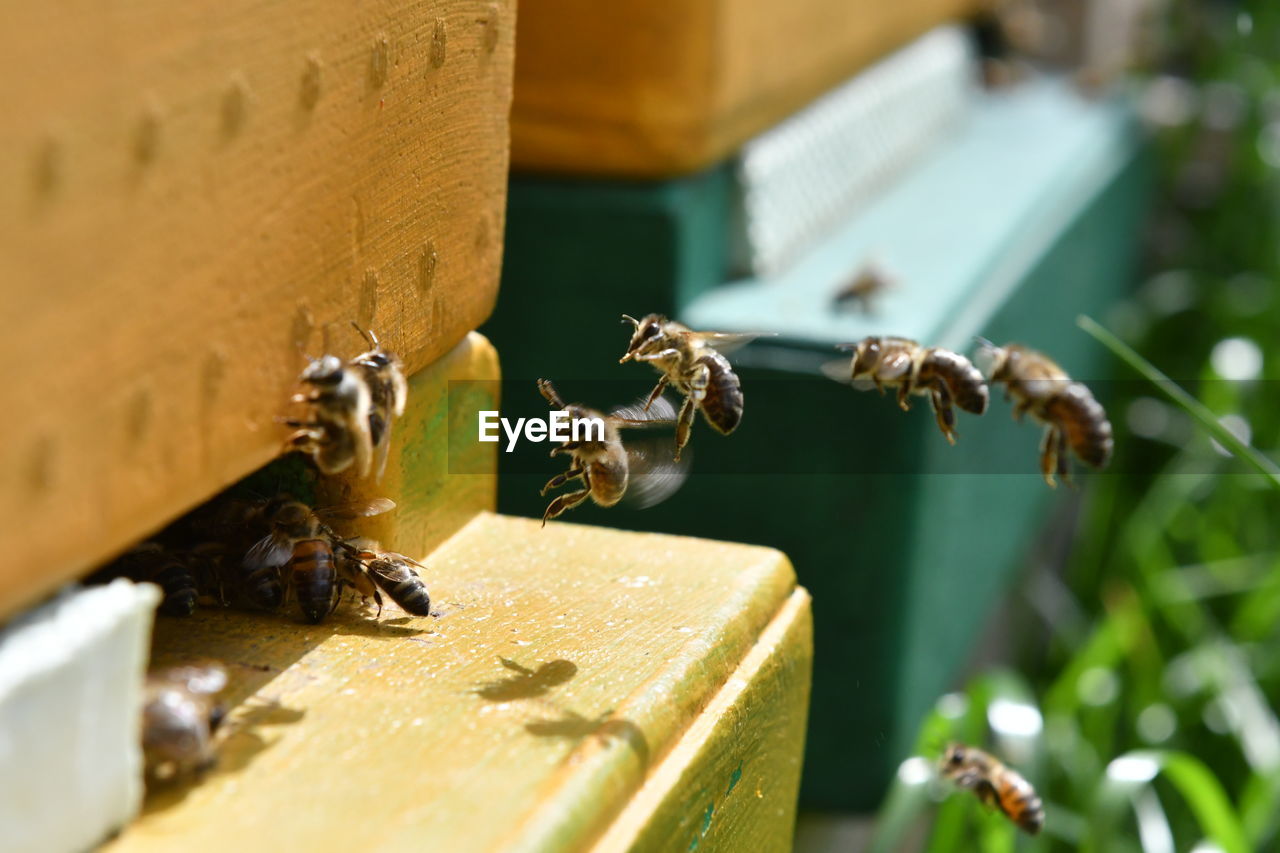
left=673, top=397, right=698, bottom=462
left=1039, top=426, right=1060, bottom=488
left=1056, top=428, right=1073, bottom=487
left=896, top=381, right=913, bottom=412
left=541, top=488, right=591, bottom=527
left=541, top=466, right=585, bottom=495
left=930, top=386, right=957, bottom=445
left=643, top=376, right=670, bottom=412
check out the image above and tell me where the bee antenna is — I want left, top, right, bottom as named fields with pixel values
left=351, top=321, right=378, bottom=349
left=834, top=342, right=858, bottom=352
left=621, top=314, right=640, bottom=329
left=973, top=335, right=996, bottom=350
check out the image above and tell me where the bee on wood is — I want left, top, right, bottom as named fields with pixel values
left=838, top=336, right=989, bottom=444
left=537, top=379, right=688, bottom=526
left=619, top=314, right=767, bottom=460
left=940, top=742, right=1044, bottom=836
left=142, top=662, right=229, bottom=784
left=242, top=496, right=395, bottom=623
left=363, top=551, right=433, bottom=617
left=282, top=354, right=374, bottom=477
left=978, top=341, right=1113, bottom=487
left=348, top=323, right=408, bottom=481
left=831, top=260, right=897, bottom=314
left=112, top=543, right=200, bottom=618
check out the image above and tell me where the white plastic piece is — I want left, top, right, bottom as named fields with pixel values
left=0, top=580, right=160, bottom=853
left=734, top=25, right=976, bottom=277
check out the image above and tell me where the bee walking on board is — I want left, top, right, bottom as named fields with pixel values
left=939, top=742, right=1045, bottom=836
left=363, top=550, right=433, bottom=616
left=838, top=336, right=989, bottom=444
left=282, top=354, right=375, bottom=477
left=536, top=379, right=688, bottom=526
left=142, top=662, right=229, bottom=783
left=348, top=323, right=408, bottom=481
left=111, top=543, right=200, bottom=618
left=241, top=495, right=395, bottom=623
left=619, top=314, right=768, bottom=460
left=978, top=340, right=1113, bottom=487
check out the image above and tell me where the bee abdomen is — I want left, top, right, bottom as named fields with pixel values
left=697, top=353, right=744, bottom=435
left=292, top=539, right=337, bottom=624
left=370, top=563, right=432, bottom=616
left=589, top=459, right=628, bottom=507
left=153, top=560, right=198, bottom=617
left=925, top=350, right=989, bottom=414
left=999, top=777, right=1045, bottom=835
left=1048, top=385, right=1113, bottom=468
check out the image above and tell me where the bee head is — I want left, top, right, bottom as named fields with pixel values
left=299, top=354, right=346, bottom=388
left=620, top=313, right=666, bottom=362
left=942, top=742, right=968, bottom=768
left=849, top=337, right=883, bottom=378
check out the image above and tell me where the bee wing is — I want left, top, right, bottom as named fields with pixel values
left=390, top=368, right=408, bottom=418
left=242, top=533, right=293, bottom=571
left=162, top=663, right=229, bottom=695
left=620, top=437, right=690, bottom=509
left=609, top=393, right=679, bottom=429
left=877, top=349, right=914, bottom=380
left=689, top=331, right=777, bottom=356
left=314, top=497, right=397, bottom=520
left=371, top=430, right=392, bottom=482
left=381, top=552, right=427, bottom=570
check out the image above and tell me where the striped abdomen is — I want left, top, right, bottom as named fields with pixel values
left=589, top=456, right=628, bottom=507
left=697, top=352, right=744, bottom=434
left=290, top=539, right=337, bottom=623
left=922, top=349, right=989, bottom=414
left=1046, top=384, right=1112, bottom=468
left=368, top=558, right=432, bottom=616
left=992, top=773, right=1045, bottom=835
left=151, top=558, right=198, bottom=617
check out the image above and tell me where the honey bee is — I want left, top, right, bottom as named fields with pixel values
left=242, top=496, right=395, bottom=623
left=831, top=260, right=896, bottom=314
left=939, top=742, right=1044, bottom=835
left=363, top=551, right=433, bottom=617
left=142, top=662, right=229, bottom=783
left=619, top=314, right=766, bottom=460
left=282, top=354, right=374, bottom=477
left=979, top=341, right=1113, bottom=487
left=114, top=543, right=200, bottom=618
left=537, top=379, right=688, bottom=526
left=348, top=323, right=408, bottom=481
left=839, top=336, right=989, bottom=444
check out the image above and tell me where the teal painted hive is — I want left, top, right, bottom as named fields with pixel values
left=482, top=79, right=1150, bottom=810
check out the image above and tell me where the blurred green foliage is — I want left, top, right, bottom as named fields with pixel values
left=874, top=1, right=1280, bottom=848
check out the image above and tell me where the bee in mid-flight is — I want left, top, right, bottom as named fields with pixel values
left=620, top=314, right=765, bottom=460
left=939, top=742, right=1044, bottom=835
left=282, top=354, right=374, bottom=477
left=831, top=260, right=897, bottom=315
left=241, top=496, right=395, bottom=623
left=839, top=336, right=989, bottom=444
left=536, top=379, right=688, bottom=526
left=141, top=662, right=229, bottom=783
left=979, top=341, right=1113, bottom=486
left=348, top=324, right=408, bottom=481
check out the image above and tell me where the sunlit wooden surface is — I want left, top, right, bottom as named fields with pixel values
left=108, top=514, right=811, bottom=851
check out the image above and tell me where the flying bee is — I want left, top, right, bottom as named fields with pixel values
left=837, top=336, right=989, bottom=444
left=536, top=379, right=688, bottom=526
left=831, top=259, right=896, bottom=314
left=142, top=662, right=229, bottom=784
left=939, top=742, right=1045, bottom=836
left=348, top=323, right=408, bottom=481
left=619, top=314, right=769, bottom=460
left=978, top=341, right=1113, bottom=487
left=281, top=353, right=374, bottom=477
left=242, top=495, right=395, bottom=623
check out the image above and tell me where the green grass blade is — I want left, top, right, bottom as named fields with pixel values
left=1076, top=315, right=1280, bottom=492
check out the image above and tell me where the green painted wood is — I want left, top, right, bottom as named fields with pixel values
left=484, top=78, right=1151, bottom=811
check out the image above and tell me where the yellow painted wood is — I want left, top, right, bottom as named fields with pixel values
left=592, top=589, right=812, bottom=853
left=107, top=514, right=804, bottom=852
left=0, top=0, right=514, bottom=619
left=510, top=0, right=985, bottom=177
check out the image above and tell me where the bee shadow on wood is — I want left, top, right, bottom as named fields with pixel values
left=473, top=657, right=578, bottom=701
left=524, top=709, right=650, bottom=771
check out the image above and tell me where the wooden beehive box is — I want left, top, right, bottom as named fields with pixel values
left=510, top=0, right=986, bottom=176
left=0, top=0, right=514, bottom=620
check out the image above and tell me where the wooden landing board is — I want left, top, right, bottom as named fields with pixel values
left=510, top=0, right=983, bottom=177
left=107, top=514, right=809, bottom=852
left=0, top=0, right=514, bottom=619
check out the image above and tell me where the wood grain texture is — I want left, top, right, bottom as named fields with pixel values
left=591, top=588, right=812, bottom=853
left=510, top=0, right=985, bottom=176
left=106, top=513, right=803, bottom=852
left=0, top=1, right=514, bottom=619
